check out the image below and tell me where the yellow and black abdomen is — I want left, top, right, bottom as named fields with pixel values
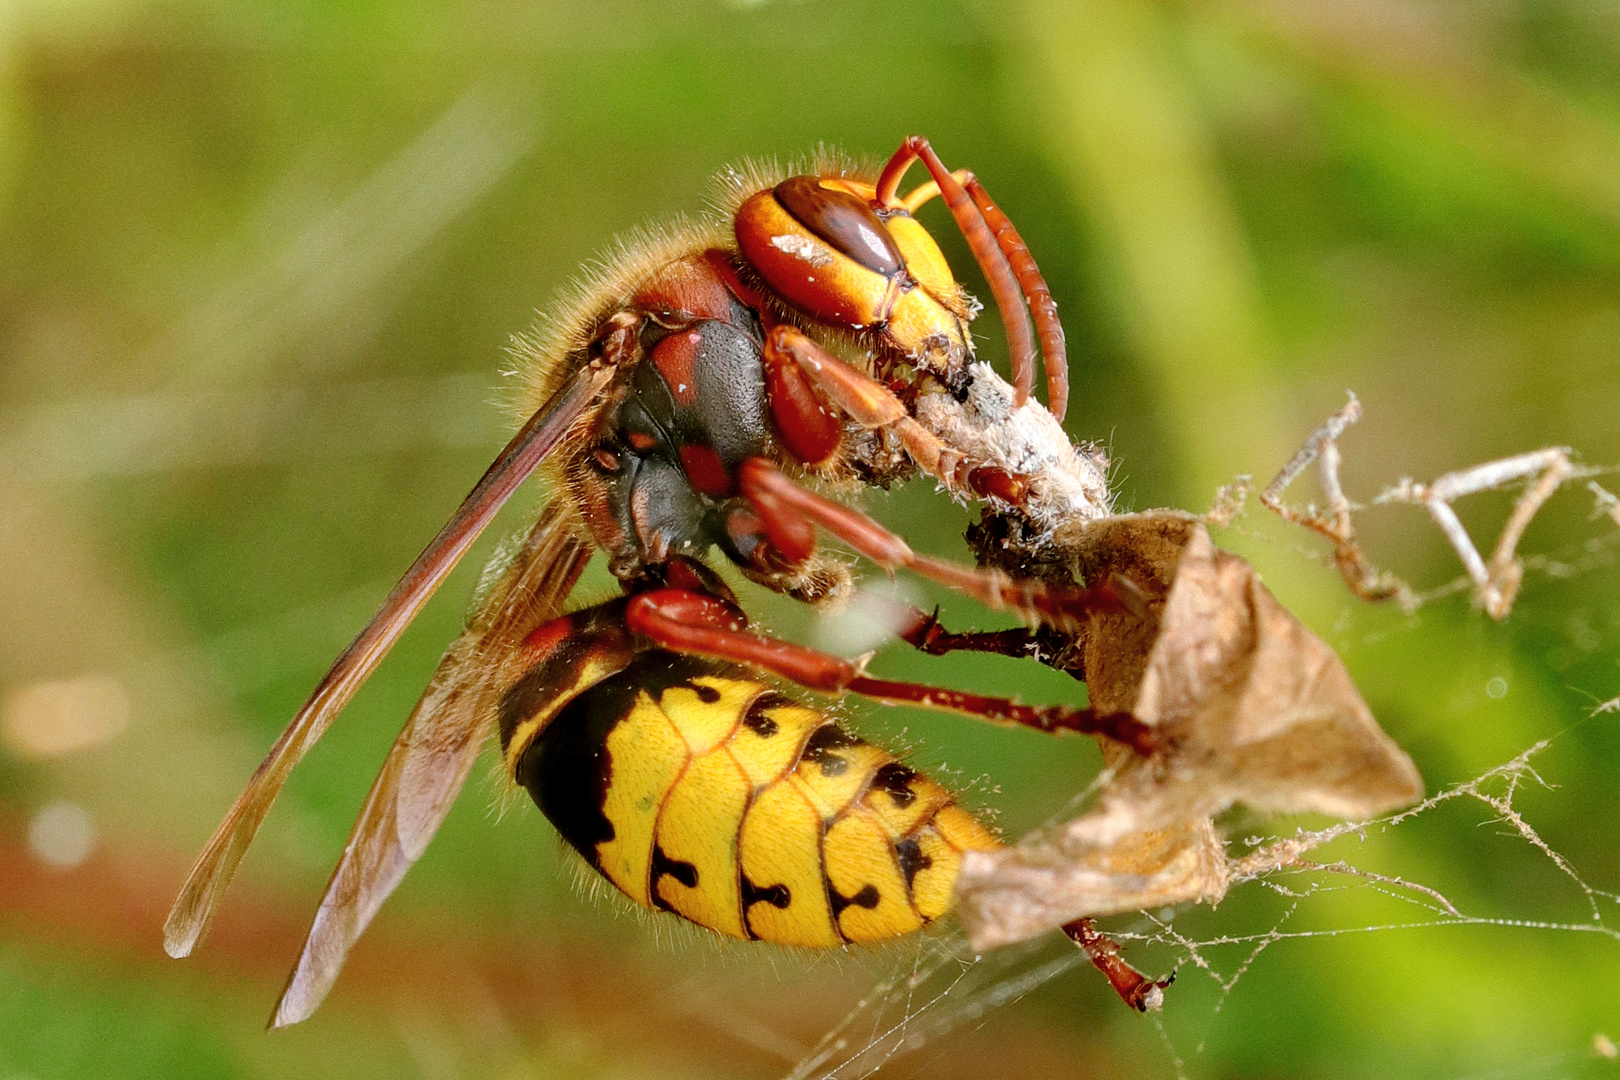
left=510, top=651, right=998, bottom=946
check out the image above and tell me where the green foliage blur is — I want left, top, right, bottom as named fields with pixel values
left=2, top=1, right=1617, bottom=1077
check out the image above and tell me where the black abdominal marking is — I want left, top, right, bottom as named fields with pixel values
left=651, top=845, right=699, bottom=898
left=802, top=724, right=858, bottom=777
left=894, top=836, right=933, bottom=890
left=742, top=876, right=792, bottom=910
left=872, top=762, right=919, bottom=807
left=743, top=694, right=791, bottom=738
left=829, top=883, right=882, bottom=917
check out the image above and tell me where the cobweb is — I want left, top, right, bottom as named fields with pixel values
left=783, top=400, right=1620, bottom=1079
left=785, top=734, right=1619, bottom=1079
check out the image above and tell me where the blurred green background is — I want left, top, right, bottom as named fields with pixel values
left=2, top=0, right=1618, bottom=1077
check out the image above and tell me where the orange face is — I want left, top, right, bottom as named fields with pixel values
left=734, top=175, right=973, bottom=373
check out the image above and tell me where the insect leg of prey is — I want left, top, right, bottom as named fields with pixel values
left=163, top=361, right=618, bottom=961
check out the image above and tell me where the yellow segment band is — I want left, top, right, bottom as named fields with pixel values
left=729, top=700, right=823, bottom=788
left=659, top=676, right=754, bottom=754
left=792, top=736, right=891, bottom=820
left=908, top=825, right=962, bottom=922
left=597, top=691, right=690, bottom=905
left=738, top=781, right=839, bottom=946
left=653, top=746, right=752, bottom=939
left=824, top=805, right=923, bottom=942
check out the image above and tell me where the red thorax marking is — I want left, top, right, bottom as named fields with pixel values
left=521, top=614, right=575, bottom=659
left=650, top=328, right=701, bottom=406
left=678, top=443, right=733, bottom=498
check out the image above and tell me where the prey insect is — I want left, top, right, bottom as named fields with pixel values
left=163, top=136, right=1169, bottom=1025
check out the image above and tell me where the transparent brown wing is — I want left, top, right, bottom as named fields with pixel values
left=270, top=505, right=591, bottom=1027
left=164, top=362, right=617, bottom=961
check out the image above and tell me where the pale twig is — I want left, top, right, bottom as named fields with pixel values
left=1263, top=394, right=1596, bottom=619
left=1378, top=447, right=1574, bottom=619
left=1206, top=474, right=1252, bottom=527
left=1259, top=392, right=1413, bottom=606
left=1589, top=481, right=1620, bottom=527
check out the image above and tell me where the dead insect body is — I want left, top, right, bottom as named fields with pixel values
left=163, top=136, right=1167, bottom=1027
left=924, top=484, right=1425, bottom=951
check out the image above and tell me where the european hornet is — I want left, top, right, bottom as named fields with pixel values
left=163, top=137, right=1169, bottom=1026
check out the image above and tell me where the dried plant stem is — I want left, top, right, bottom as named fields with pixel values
left=1262, top=393, right=1596, bottom=620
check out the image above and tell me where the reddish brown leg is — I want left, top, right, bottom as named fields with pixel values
left=874, top=137, right=1036, bottom=408
left=624, top=587, right=1156, bottom=755
left=874, top=136, right=1069, bottom=419
left=892, top=169, right=1068, bottom=422
left=903, top=608, right=1040, bottom=659
left=758, top=325, right=844, bottom=468
left=1063, top=918, right=1172, bottom=1012
left=849, top=676, right=1153, bottom=752
left=962, top=178, right=1068, bottom=423
left=864, top=593, right=1054, bottom=662
left=738, top=457, right=1134, bottom=633
left=763, top=325, right=1029, bottom=505
left=625, top=586, right=848, bottom=691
